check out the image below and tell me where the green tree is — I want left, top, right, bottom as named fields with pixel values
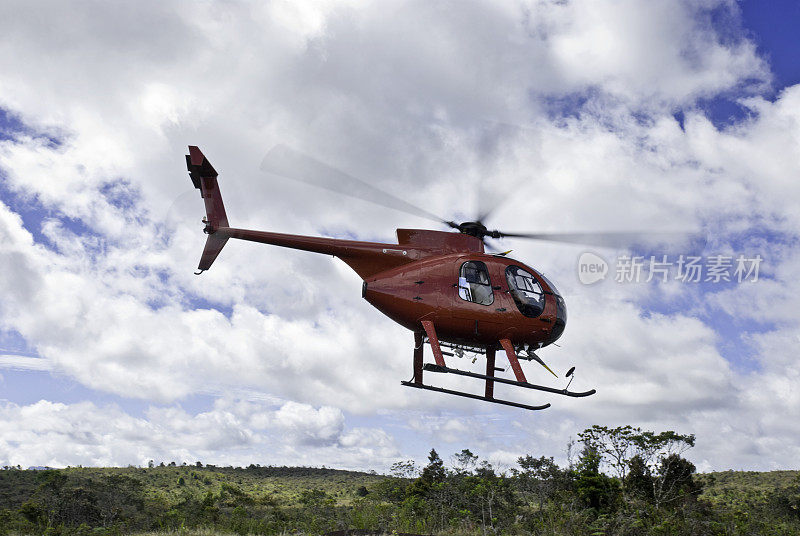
left=390, top=459, right=418, bottom=479
left=514, top=455, right=570, bottom=512
left=653, top=453, right=700, bottom=509
left=420, top=449, right=446, bottom=484
left=579, top=425, right=640, bottom=481
left=452, top=449, right=479, bottom=475
left=466, top=461, right=516, bottom=535
left=769, top=475, right=800, bottom=520
left=578, top=424, right=697, bottom=506
left=574, top=446, right=620, bottom=510
left=624, top=454, right=653, bottom=502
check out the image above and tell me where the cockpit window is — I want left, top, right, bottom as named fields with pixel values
left=534, top=269, right=561, bottom=296
left=506, top=265, right=545, bottom=317
left=458, top=261, right=494, bottom=306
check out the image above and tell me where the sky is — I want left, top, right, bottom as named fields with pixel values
left=0, top=0, right=799, bottom=473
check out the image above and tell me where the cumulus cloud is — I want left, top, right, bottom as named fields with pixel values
left=0, top=397, right=398, bottom=469
left=273, top=401, right=344, bottom=446
left=0, top=0, right=796, bottom=471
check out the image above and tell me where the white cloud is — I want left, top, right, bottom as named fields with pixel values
left=0, top=354, right=52, bottom=372
left=542, top=0, right=768, bottom=106
left=273, top=401, right=345, bottom=446
left=0, top=397, right=398, bottom=470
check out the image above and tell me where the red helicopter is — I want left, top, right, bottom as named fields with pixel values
left=185, top=145, right=601, bottom=411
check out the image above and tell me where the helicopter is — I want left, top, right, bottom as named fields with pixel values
left=185, top=145, right=609, bottom=411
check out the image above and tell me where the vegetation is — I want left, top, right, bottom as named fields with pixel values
left=1, top=426, right=799, bottom=535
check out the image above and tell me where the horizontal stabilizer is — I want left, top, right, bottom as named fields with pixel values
left=198, top=233, right=229, bottom=272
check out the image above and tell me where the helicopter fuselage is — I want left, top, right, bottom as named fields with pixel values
left=222, top=226, right=566, bottom=349
left=361, top=238, right=565, bottom=348
left=363, top=253, right=565, bottom=348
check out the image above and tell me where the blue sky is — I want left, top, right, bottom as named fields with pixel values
left=741, top=0, right=800, bottom=89
left=1, top=0, right=800, bottom=472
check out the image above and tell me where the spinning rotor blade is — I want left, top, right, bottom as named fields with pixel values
left=494, top=231, right=701, bottom=249
left=476, top=175, right=533, bottom=224
left=261, top=144, right=446, bottom=224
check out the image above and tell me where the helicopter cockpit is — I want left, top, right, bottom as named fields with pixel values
left=533, top=268, right=567, bottom=326
left=505, top=265, right=545, bottom=317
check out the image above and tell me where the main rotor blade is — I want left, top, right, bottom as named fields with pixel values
left=497, top=231, right=703, bottom=249
left=476, top=191, right=514, bottom=224
left=260, top=144, right=446, bottom=224
left=476, top=175, right=533, bottom=224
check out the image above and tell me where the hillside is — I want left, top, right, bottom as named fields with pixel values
left=0, top=464, right=387, bottom=510
left=698, top=469, right=800, bottom=507
left=1, top=462, right=798, bottom=535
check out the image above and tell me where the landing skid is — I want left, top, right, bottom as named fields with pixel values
left=401, top=381, right=551, bottom=411
left=403, top=322, right=596, bottom=411
left=423, top=364, right=596, bottom=397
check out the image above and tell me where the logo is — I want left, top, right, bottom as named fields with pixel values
left=577, top=252, right=608, bottom=285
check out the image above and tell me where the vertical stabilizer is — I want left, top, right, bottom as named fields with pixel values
left=186, top=146, right=229, bottom=272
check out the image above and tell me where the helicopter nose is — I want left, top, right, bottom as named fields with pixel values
left=549, top=295, right=567, bottom=344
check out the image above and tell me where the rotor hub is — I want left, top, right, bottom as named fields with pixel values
left=451, top=221, right=501, bottom=240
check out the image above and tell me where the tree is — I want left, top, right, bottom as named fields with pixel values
left=769, top=475, right=800, bottom=520
left=390, top=460, right=418, bottom=479
left=452, top=449, right=479, bottom=475
left=578, top=425, right=698, bottom=508
left=420, top=449, right=446, bottom=484
left=514, top=455, right=567, bottom=511
left=652, top=453, right=700, bottom=509
left=624, top=454, right=653, bottom=502
left=573, top=447, right=620, bottom=510
left=409, top=449, right=449, bottom=528
left=578, top=425, right=641, bottom=481
left=467, top=460, right=516, bottom=536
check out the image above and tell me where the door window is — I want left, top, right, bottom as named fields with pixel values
left=458, top=261, right=494, bottom=305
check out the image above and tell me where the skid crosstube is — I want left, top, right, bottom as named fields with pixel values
left=406, top=322, right=595, bottom=411
left=423, top=363, right=596, bottom=397
left=401, top=381, right=551, bottom=411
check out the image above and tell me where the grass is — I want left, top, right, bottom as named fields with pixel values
left=696, top=469, right=800, bottom=508
left=0, top=465, right=389, bottom=510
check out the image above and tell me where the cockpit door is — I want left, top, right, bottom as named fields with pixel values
left=457, top=260, right=494, bottom=306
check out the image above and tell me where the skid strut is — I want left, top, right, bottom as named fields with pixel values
left=403, top=322, right=594, bottom=411
left=421, top=320, right=446, bottom=367
left=485, top=346, right=495, bottom=399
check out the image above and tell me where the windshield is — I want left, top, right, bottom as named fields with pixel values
left=534, top=269, right=561, bottom=296
left=505, top=265, right=544, bottom=318
left=534, top=269, right=567, bottom=324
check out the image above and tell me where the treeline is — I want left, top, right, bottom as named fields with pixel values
left=1, top=425, right=799, bottom=535
left=137, top=461, right=374, bottom=479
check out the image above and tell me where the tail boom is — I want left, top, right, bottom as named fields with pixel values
left=184, top=146, right=437, bottom=278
